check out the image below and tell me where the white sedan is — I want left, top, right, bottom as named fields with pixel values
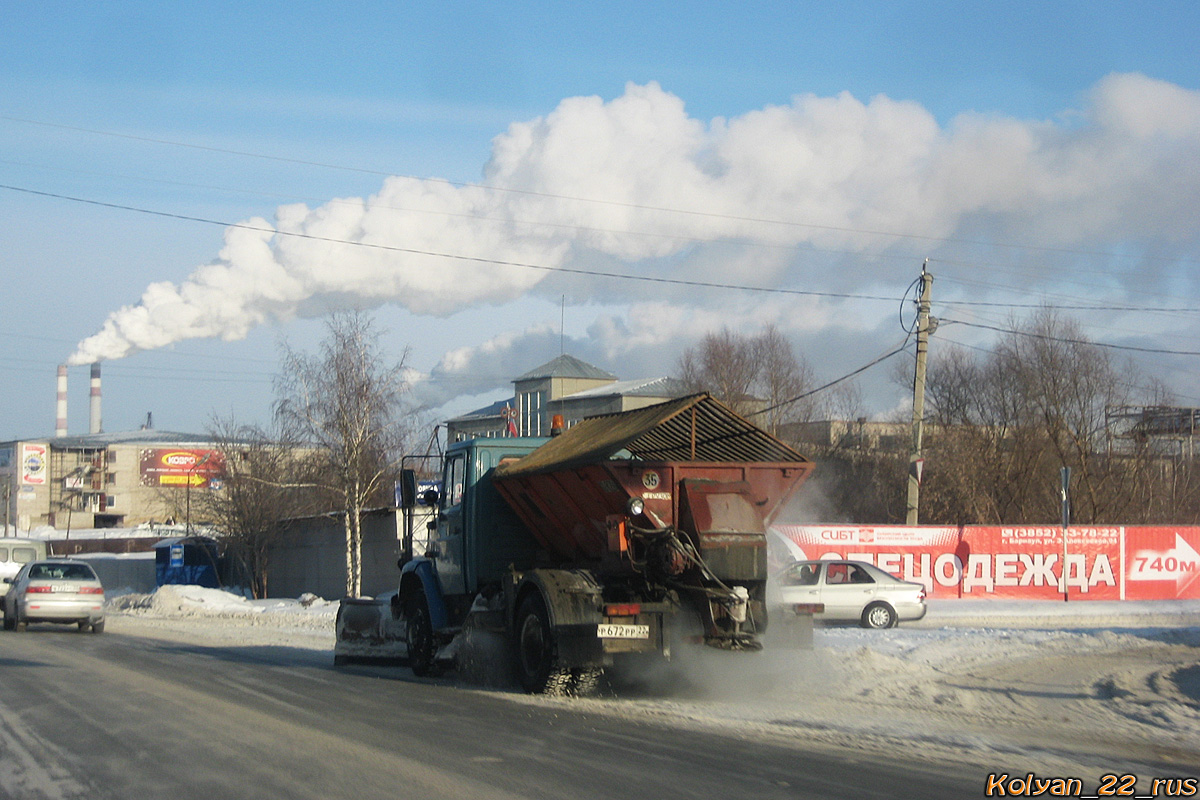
left=771, top=559, right=927, bottom=629
left=3, top=559, right=106, bottom=633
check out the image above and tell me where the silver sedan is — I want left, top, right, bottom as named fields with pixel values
left=2, top=559, right=106, bottom=633
left=771, top=559, right=927, bottom=629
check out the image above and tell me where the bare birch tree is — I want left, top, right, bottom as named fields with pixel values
left=196, top=417, right=321, bottom=598
left=275, top=312, right=413, bottom=597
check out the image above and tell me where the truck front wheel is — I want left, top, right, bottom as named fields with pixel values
left=515, top=593, right=562, bottom=694
left=407, top=598, right=439, bottom=676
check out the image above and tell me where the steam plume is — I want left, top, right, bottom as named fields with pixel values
left=70, top=74, right=1200, bottom=365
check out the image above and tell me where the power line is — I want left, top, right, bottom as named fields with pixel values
left=933, top=271, right=1198, bottom=314
left=939, top=318, right=1200, bottom=357
left=5, top=114, right=1196, bottom=265
left=934, top=296, right=1200, bottom=313
left=748, top=340, right=913, bottom=418
left=8, top=182, right=1200, bottom=326
left=933, top=334, right=1200, bottom=405
left=0, top=183, right=908, bottom=304
left=0, top=329, right=278, bottom=364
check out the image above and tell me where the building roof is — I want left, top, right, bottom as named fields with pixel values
left=42, top=430, right=216, bottom=449
left=514, top=354, right=617, bottom=383
left=446, top=398, right=512, bottom=424
left=559, top=376, right=688, bottom=401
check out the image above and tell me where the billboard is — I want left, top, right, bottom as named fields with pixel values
left=772, top=524, right=1200, bottom=600
left=139, top=449, right=225, bottom=488
left=21, top=444, right=47, bottom=486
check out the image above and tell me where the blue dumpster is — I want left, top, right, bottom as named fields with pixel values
left=154, top=536, right=221, bottom=588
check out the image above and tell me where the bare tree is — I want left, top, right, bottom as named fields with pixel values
left=275, top=312, right=413, bottom=597
left=752, top=325, right=817, bottom=434
left=677, top=325, right=815, bottom=434
left=921, top=308, right=1149, bottom=524
left=821, top=380, right=865, bottom=423
left=197, top=418, right=321, bottom=598
left=678, top=327, right=760, bottom=416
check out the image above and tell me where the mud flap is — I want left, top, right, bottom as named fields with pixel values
left=519, top=569, right=608, bottom=670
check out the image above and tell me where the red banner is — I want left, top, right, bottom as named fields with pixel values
left=771, top=525, right=1200, bottom=600
left=139, top=449, right=225, bottom=488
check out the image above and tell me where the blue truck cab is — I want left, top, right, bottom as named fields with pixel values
left=398, top=436, right=547, bottom=670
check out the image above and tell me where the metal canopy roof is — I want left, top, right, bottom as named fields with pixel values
left=495, top=393, right=810, bottom=477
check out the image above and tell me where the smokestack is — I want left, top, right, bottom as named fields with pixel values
left=55, top=365, right=68, bottom=437
left=89, top=363, right=102, bottom=434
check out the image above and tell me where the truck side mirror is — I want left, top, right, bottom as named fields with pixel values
left=399, top=469, right=418, bottom=509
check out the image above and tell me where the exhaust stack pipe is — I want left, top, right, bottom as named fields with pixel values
left=56, top=365, right=68, bottom=437
left=90, top=363, right=102, bottom=434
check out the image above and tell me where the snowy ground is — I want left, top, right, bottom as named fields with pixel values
left=105, top=587, right=1200, bottom=782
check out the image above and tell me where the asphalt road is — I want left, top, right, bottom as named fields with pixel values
left=0, top=622, right=979, bottom=800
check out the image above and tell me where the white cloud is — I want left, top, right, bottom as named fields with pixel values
left=71, top=74, right=1200, bottom=370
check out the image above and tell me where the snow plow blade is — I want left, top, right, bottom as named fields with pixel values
left=332, top=597, right=407, bottom=665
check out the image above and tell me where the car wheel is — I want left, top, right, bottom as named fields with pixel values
left=514, top=592, right=566, bottom=694
left=405, top=597, right=438, bottom=677
left=90, top=620, right=105, bottom=634
left=861, top=601, right=897, bottom=629
left=2, top=607, right=12, bottom=631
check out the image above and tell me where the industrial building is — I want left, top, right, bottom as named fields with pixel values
left=444, top=354, right=687, bottom=442
left=0, top=364, right=222, bottom=533
left=4, top=354, right=687, bottom=533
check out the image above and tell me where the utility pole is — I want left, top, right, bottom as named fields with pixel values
left=906, top=261, right=934, bottom=525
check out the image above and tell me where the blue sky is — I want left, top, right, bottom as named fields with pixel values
left=3, top=1, right=1199, bottom=440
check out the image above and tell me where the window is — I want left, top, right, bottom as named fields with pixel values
left=30, top=563, right=97, bottom=581
left=784, top=563, right=819, bottom=586
left=443, top=455, right=466, bottom=508
left=12, top=547, right=37, bottom=564
left=847, top=564, right=875, bottom=584
left=519, top=390, right=546, bottom=436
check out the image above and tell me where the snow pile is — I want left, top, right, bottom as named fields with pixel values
left=108, top=584, right=338, bottom=632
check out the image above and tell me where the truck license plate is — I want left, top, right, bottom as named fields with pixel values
left=597, top=623, right=649, bottom=639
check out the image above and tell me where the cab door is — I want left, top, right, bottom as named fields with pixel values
left=434, top=452, right=467, bottom=596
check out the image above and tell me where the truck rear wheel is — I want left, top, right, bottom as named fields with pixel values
left=515, top=593, right=563, bottom=694
left=406, top=598, right=439, bottom=676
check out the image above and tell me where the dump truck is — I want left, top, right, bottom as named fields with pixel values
left=334, top=393, right=814, bottom=693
